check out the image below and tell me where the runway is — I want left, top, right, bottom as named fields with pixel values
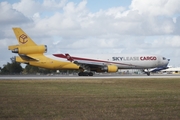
left=0, top=74, right=180, bottom=80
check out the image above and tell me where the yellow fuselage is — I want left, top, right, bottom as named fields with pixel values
left=16, top=55, right=79, bottom=70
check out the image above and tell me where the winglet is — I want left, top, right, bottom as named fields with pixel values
left=65, top=53, right=74, bottom=62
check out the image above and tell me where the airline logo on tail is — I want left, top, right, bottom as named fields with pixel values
left=19, top=34, right=28, bottom=44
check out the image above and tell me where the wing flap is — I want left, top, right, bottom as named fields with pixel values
left=74, top=60, right=106, bottom=67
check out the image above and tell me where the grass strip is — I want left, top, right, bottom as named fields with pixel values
left=0, top=78, right=180, bottom=120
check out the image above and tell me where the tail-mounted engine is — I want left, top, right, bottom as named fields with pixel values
left=9, top=45, right=47, bottom=54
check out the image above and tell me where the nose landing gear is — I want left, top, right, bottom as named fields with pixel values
left=146, top=72, right=150, bottom=76
left=143, top=69, right=151, bottom=76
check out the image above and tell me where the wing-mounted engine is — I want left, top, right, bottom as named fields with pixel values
left=102, top=65, right=118, bottom=73
left=8, top=45, right=47, bottom=55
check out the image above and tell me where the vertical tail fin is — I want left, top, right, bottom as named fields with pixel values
left=12, top=28, right=37, bottom=46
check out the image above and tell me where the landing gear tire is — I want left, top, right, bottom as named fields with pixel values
left=147, top=72, right=150, bottom=76
left=88, top=72, right=93, bottom=76
left=78, top=72, right=93, bottom=76
left=78, top=72, right=83, bottom=76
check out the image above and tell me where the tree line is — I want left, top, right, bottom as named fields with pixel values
left=0, top=57, right=78, bottom=75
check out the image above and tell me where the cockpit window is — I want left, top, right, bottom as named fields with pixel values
left=162, top=57, right=166, bottom=60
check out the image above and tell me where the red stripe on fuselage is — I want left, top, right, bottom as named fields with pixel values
left=53, top=54, right=143, bottom=67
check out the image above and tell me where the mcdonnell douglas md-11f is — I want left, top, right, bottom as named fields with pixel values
left=8, top=28, right=170, bottom=76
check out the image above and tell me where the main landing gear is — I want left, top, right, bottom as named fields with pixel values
left=78, top=72, right=94, bottom=76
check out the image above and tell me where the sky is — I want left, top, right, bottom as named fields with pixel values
left=0, top=0, right=180, bottom=67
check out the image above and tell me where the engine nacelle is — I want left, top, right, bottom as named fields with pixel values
left=103, top=65, right=118, bottom=73
left=11, top=45, right=47, bottom=54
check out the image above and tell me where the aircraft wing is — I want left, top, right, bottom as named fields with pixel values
left=73, top=60, right=106, bottom=66
left=55, top=53, right=109, bottom=66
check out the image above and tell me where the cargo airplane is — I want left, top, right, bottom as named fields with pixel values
left=8, top=28, right=169, bottom=76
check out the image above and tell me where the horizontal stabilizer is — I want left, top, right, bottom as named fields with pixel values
left=19, top=54, right=39, bottom=61
left=8, top=45, right=19, bottom=50
left=16, top=56, right=29, bottom=63
left=27, top=55, right=39, bottom=61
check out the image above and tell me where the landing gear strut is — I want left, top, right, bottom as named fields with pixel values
left=143, top=69, right=151, bottom=76
left=78, top=72, right=93, bottom=76
left=146, top=72, right=150, bottom=76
